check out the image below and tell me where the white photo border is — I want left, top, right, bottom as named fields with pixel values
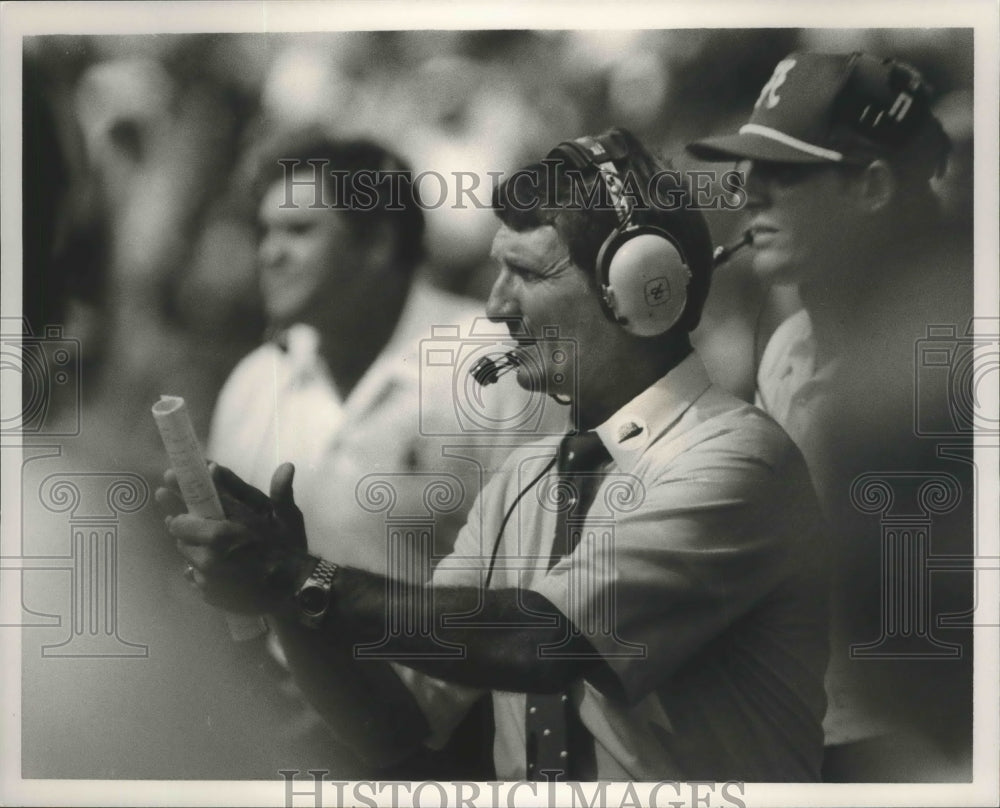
left=2, top=1, right=997, bottom=806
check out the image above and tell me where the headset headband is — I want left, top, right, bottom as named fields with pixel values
left=547, top=133, right=691, bottom=267
left=548, top=135, right=634, bottom=228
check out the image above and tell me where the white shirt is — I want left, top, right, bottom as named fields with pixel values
left=755, top=309, right=841, bottom=513
left=209, top=280, right=567, bottom=580
left=400, top=353, right=830, bottom=781
left=754, top=309, right=904, bottom=747
left=755, top=311, right=837, bottom=450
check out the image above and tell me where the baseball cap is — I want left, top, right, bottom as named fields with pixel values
left=687, top=51, right=942, bottom=166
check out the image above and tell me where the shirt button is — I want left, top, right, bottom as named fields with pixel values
left=559, top=751, right=568, bottom=758
left=528, top=706, right=537, bottom=714
left=543, top=729, right=552, bottom=736
left=567, top=451, right=576, bottom=461
left=560, top=694, right=568, bottom=702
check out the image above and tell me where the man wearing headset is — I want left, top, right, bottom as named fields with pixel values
left=687, top=53, right=973, bottom=779
left=162, top=128, right=830, bottom=781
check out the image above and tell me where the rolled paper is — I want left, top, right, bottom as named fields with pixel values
left=152, top=396, right=225, bottom=519
left=152, top=395, right=266, bottom=641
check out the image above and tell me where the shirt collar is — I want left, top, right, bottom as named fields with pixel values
left=282, top=323, right=324, bottom=379
left=374, top=279, right=438, bottom=385
left=783, top=309, right=841, bottom=389
left=278, top=281, right=441, bottom=390
left=593, top=352, right=713, bottom=473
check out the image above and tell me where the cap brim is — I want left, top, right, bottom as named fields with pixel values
left=686, top=132, right=836, bottom=164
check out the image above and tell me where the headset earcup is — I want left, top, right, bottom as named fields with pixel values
left=600, top=231, right=690, bottom=337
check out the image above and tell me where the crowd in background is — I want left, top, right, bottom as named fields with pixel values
left=19, top=28, right=975, bottom=780
left=25, top=28, right=973, bottom=464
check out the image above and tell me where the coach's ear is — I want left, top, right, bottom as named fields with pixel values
left=856, top=158, right=896, bottom=213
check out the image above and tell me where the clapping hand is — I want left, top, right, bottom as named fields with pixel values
left=156, top=462, right=309, bottom=615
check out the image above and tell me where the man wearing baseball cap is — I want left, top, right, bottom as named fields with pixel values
left=688, top=51, right=951, bottom=290
left=688, top=51, right=949, bottom=168
left=688, top=51, right=973, bottom=781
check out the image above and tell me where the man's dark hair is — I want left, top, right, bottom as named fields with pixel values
left=491, top=127, right=714, bottom=334
left=252, top=127, right=426, bottom=275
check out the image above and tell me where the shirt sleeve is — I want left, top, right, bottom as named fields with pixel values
left=207, top=349, right=261, bottom=461
left=389, top=467, right=508, bottom=745
left=530, top=435, right=820, bottom=704
left=206, top=347, right=283, bottom=489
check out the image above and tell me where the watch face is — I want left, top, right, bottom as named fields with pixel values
left=298, top=587, right=326, bottom=615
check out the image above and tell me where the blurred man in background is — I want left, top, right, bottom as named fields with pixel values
left=688, top=51, right=974, bottom=780
left=208, top=129, right=545, bottom=778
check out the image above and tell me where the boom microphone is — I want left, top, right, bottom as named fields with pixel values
left=470, top=351, right=520, bottom=386
left=712, top=229, right=753, bottom=267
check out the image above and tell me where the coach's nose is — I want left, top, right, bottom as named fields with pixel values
left=486, top=267, right=521, bottom=323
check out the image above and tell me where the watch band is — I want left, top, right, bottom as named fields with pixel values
left=294, top=557, right=339, bottom=629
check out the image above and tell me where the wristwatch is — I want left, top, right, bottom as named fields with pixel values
left=294, top=557, right=339, bottom=629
